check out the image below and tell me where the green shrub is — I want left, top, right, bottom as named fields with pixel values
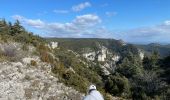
left=105, top=73, right=131, bottom=97
left=62, top=70, right=89, bottom=93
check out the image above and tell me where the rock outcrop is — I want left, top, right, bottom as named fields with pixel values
left=50, top=42, right=58, bottom=49
left=0, top=42, right=83, bottom=100
left=0, top=56, right=83, bottom=100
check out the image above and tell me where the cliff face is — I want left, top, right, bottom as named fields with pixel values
left=82, top=46, right=121, bottom=62
left=0, top=43, right=83, bottom=100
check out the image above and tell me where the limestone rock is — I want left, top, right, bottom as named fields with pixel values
left=0, top=57, right=83, bottom=100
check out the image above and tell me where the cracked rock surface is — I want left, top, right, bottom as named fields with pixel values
left=0, top=56, right=83, bottom=100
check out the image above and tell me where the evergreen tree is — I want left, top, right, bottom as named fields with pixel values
left=105, top=73, right=131, bottom=97
left=116, top=55, right=143, bottom=78
left=11, top=20, right=24, bottom=36
left=143, top=51, right=159, bottom=70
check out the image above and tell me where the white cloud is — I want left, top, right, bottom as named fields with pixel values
left=53, top=10, right=69, bottom=14
left=12, top=15, right=170, bottom=43
left=12, top=14, right=105, bottom=38
left=164, top=20, right=170, bottom=25
left=12, top=15, right=45, bottom=28
left=73, top=14, right=101, bottom=27
left=105, top=11, right=117, bottom=17
left=26, top=19, right=45, bottom=28
left=120, top=21, right=170, bottom=43
left=12, top=15, right=24, bottom=20
left=53, top=2, right=91, bottom=14
left=72, top=2, right=91, bottom=12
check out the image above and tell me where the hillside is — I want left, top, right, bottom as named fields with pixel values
left=0, top=19, right=84, bottom=99
left=0, top=43, right=82, bottom=100
left=1, top=19, right=170, bottom=100
left=46, top=38, right=170, bottom=99
left=46, top=38, right=142, bottom=58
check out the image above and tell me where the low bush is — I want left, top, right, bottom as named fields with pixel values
left=3, top=44, right=17, bottom=57
left=30, top=60, right=37, bottom=66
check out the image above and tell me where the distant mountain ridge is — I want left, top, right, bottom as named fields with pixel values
left=46, top=38, right=170, bottom=58
left=136, top=43, right=170, bottom=58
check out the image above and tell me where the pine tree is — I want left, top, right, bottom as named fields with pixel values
left=11, top=20, right=24, bottom=36
left=143, top=51, right=160, bottom=70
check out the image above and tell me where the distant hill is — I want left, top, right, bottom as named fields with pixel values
left=46, top=38, right=141, bottom=58
left=46, top=38, right=120, bottom=51
left=136, top=43, right=170, bottom=58
left=47, top=38, right=170, bottom=58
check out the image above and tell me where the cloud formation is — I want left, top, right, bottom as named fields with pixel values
left=120, top=21, right=170, bottom=43
left=53, top=10, right=69, bottom=14
left=53, top=2, right=91, bottom=14
left=12, top=15, right=170, bottom=43
left=164, top=20, right=170, bottom=25
left=72, top=2, right=91, bottom=12
left=12, top=15, right=45, bottom=28
left=12, top=14, right=104, bottom=37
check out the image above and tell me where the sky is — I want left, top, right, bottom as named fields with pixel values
left=1, top=0, right=170, bottom=44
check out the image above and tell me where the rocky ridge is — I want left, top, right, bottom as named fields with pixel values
left=0, top=43, right=83, bottom=100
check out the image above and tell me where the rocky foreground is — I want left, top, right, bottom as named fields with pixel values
left=0, top=56, right=83, bottom=100
left=0, top=43, right=83, bottom=100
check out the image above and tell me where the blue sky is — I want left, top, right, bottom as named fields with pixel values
left=1, top=0, right=170, bottom=44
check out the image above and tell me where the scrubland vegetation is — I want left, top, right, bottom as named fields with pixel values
left=1, top=19, right=170, bottom=100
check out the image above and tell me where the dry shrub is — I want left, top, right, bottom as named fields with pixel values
left=24, top=88, right=33, bottom=99
left=40, top=51, right=54, bottom=64
left=30, top=60, right=37, bottom=66
left=3, top=44, right=17, bottom=57
left=37, top=43, right=54, bottom=63
left=40, top=51, right=51, bottom=63
left=1, top=43, right=26, bottom=61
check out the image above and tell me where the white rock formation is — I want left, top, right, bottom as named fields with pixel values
left=103, top=61, right=117, bottom=75
left=101, top=65, right=110, bottom=75
left=112, top=55, right=120, bottom=62
left=83, top=46, right=108, bottom=62
left=98, top=46, right=107, bottom=62
left=138, top=49, right=144, bottom=60
left=50, top=42, right=58, bottom=49
left=83, top=52, right=96, bottom=61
